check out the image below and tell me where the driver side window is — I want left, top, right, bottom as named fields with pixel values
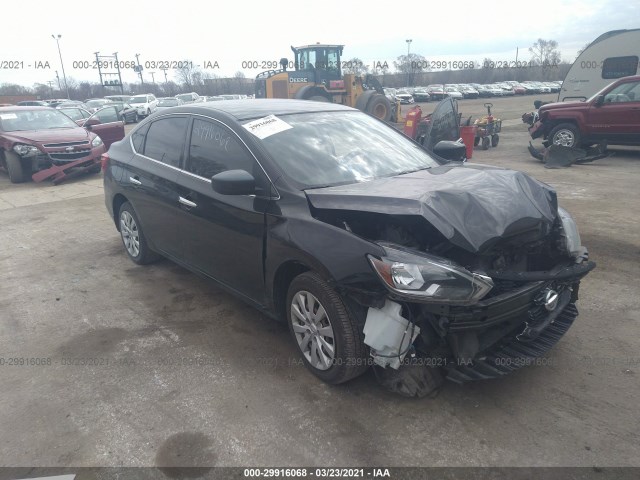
left=93, top=106, right=119, bottom=123
left=604, top=81, right=640, bottom=103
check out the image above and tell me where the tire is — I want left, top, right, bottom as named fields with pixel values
left=474, top=136, right=480, bottom=146
left=87, top=164, right=101, bottom=175
left=134, top=113, right=139, bottom=123
left=118, top=202, right=160, bottom=265
left=491, top=134, right=500, bottom=147
left=549, top=123, right=580, bottom=148
left=5, top=151, right=26, bottom=183
left=307, top=95, right=330, bottom=102
left=286, top=272, right=369, bottom=384
left=481, top=137, right=490, bottom=150
left=365, top=94, right=392, bottom=122
left=146, top=109, right=151, bottom=117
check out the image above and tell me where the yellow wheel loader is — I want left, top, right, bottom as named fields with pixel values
left=255, top=44, right=393, bottom=122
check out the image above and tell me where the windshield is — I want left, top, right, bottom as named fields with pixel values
left=159, top=99, right=179, bottom=106
left=248, top=111, right=440, bottom=189
left=129, top=97, right=148, bottom=104
left=176, top=95, right=191, bottom=101
left=0, top=109, right=78, bottom=131
left=59, top=108, right=83, bottom=121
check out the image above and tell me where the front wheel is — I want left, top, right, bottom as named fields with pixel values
left=118, top=202, right=160, bottom=265
left=549, top=123, right=580, bottom=148
left=366, top=94, right=392, bottom=122
left=5, top=151, right=26, bottom=183
left=286, top=272, right=369, bottom=384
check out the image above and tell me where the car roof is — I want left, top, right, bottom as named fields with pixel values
left=158, top=99, right=355, bottom=121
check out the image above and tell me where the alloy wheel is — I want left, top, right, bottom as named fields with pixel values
left=290, top=291, right=336, bottom=370
left=120, top=210, right=140, bottom=258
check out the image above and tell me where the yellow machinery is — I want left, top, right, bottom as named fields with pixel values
left=255, top=44, right=393, bottom=122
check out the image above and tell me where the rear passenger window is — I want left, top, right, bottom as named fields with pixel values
left=131, top=123, right=149, bottom=152
left=186, top=119, right=255, bottom=178
left=602, top=56, right=639, bottom=79
left=143, top=117, right=188, bottom=168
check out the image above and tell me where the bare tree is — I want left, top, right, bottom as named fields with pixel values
left=529, top=39, right=562, bottom=66
left=394, top=53, right=428, bottom=87
left=175, top=61, right=204, bottom=91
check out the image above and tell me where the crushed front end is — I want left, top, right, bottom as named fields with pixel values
left=359, top=208, right=594, bottom=395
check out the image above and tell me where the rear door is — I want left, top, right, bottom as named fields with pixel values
left=86, top=106, right=125, bottom=148
left=173, top=117, right=271, bottom=302
left=121, top=116, right=189, bottom=259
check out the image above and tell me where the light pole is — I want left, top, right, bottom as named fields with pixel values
left=406, top=39, right=413, bottom=87
left=52, top=35, right=70, bottom=99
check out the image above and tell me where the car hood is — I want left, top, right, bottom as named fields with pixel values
left=3, top=127, right=91, bottom=144
left=305, top=164, right=558, bottom=253
left=539, top=100, right=586, bottom=112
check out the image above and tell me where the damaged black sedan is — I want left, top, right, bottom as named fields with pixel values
left=104, top=100, right=595, bottom=397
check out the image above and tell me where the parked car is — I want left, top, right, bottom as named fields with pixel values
left=444, top=87, right=463, bottom=99
left=56, top=100, right=88, bottom=109
left=395, top=90, right=415, bottom=104
left=200, top=96, right=224, bottom=102
left=85, top=98, right=113, bottom=113
left=476, top=86, right=493, bottom=98
left=427, top=86, right=447, bottom=101
left=175, top=92, right=201, bottom=104
left=108, top=102, right=139, bottom=123
left=383, top=88, right=398, bottom=103
left=128, top=94, right=158, bottom=118
left=16, top=101, right=49, bottom=106
left=411, top=88, right=431, bottom=102
left=528, top=75, right=640, bottom=148
left=58, top=107, right=93, bottom=125
left=459, top=87, right=479, bottom=99
left=103, top=99, right=594, bottom=395
left=77, top=106, right=126, bottom=149
left=105, top=95, right=134, bottom=103
left=0, top=106, right=110, bottom=183
left=156, top=97, right=185, bottom=110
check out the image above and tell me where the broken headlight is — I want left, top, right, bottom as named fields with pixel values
left=13, top=144, right=40, bottom=157
left=557, top=207, right=582, bottom=258
left=368, top=243, right=493, bottom=305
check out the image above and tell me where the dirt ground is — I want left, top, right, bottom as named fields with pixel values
left=1, top=95, right=639, bottom=469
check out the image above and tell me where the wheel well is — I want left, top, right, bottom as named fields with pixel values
left=272, top=261, right=310, bottom=321
left=546, top=119, right=578, bottom=136
left=112, top=194, right=128, bottom=230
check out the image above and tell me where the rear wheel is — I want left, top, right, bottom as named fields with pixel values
left=5, top=151, right=26, bottom=183
left=365, top=94, right=392, bottom=122
left=481, top=137, right=490, bottom=150
left=286, top=272, right=369, bottom=384
left=549, top=123, right=580, bottom=148
left=491, top=134, right=500, bottom=147
left=118, top=202, right=160, bottom=265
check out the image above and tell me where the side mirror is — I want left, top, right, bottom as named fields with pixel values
left=85, top=118, right=100, bottom=127
left=212, top=169, right=255, bottom=195
left=594, top=94, right=605, bottom=106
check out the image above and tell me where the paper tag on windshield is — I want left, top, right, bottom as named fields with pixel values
left=0, top=113, right=17, bottom=120
left=243, top=115, right=292, bottom=139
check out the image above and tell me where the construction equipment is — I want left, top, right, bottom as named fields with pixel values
left=255, top=44, right=393, bottom=122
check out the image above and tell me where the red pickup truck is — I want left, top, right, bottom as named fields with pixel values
left=528, top=75, right=640, bottom=148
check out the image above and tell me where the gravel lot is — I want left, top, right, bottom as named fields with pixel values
left=1, top=95, right=639, bottom=469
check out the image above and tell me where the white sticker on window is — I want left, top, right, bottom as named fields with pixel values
left=0, top=113, right=18, bottom=120
left=243, top=115, right=292, bottom=139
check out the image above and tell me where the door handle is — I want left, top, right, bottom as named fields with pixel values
left=179, top=196, right=197, bottom=208
left=129, top=176, right=142, bottom=186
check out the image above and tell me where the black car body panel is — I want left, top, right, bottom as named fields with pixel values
left=104, top=99, right=593, bottom=389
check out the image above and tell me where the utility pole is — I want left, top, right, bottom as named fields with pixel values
left=149, top=71, right=156, bottom=83
left=135, top=54, right=144, bottom=85
left=406, top=39, right=413, bottom=87
left=52, top=34, right=70, bottom=99
left=46, top=81, right=54, bottom=98
left=55, top=71, right=62, bottom=91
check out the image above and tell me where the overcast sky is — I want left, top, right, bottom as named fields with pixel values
left=1, top=0, right=638, bottom=88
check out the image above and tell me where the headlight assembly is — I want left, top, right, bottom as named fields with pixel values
left=368, top=243, right=493, bottom=305
left=13, top=144, right=40, bottom=157
left=558, top=207, right=582, bottom=258
left=91, top=135, right=104, bottom=147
